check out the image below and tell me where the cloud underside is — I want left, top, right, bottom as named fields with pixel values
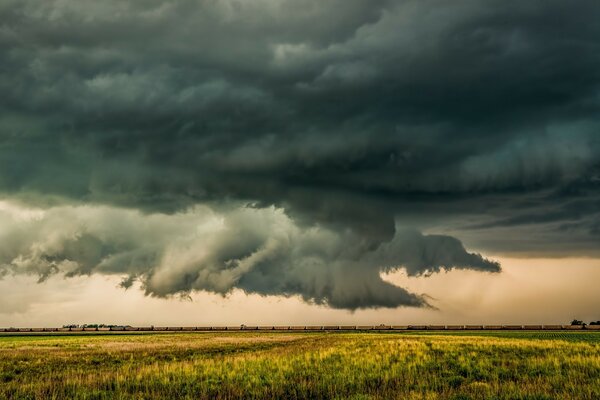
left=0, top=1, right=600, bottom=307
left=0, top=203, right=499, bottom=309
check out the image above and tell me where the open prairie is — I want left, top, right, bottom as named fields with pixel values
left=1, top=331, right=599, bottom=399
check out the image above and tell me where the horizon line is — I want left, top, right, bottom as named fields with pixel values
left=2, top=324, right=600, bottom=333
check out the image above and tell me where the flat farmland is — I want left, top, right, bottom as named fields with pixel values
left=1, top=331, right=599, bottom=399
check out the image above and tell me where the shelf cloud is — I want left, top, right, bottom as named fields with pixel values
left=0, top=203, right=498, bottom=309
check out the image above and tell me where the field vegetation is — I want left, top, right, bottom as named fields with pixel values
left=1, top=331, right=599, bottom=399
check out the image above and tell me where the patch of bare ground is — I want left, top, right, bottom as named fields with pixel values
left=69, top=333, right=303, bottom=351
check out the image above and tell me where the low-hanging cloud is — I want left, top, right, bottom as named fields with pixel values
left=0, top=202, right=499, bottom=309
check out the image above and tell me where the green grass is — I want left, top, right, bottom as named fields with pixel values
left=0, top=331, right=599, bottom=399
left=381, top=330, right=600, bottom=343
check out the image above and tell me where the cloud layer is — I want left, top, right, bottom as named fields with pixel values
left=1, top=1, right=599, bottom=307
left=0, top=202, right=498, bottom=309
left=1, top=1, right=599, bottom=245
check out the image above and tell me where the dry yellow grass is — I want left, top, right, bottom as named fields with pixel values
left=1, top=331, right=599, bottom=399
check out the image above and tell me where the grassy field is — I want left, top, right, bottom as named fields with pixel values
left=1, top=331, right=599, bottom=399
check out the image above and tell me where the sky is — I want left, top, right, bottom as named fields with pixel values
left=1, top=0, right=599, bottom=326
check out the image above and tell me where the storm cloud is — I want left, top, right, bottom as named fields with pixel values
left=0, top=0, right=599, bottom=308
left=0, top=202, right=498, bottom=309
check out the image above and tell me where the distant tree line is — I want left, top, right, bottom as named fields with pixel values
left=570, top=320, right=600, bottom=326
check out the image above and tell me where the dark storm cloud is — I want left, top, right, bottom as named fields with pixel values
left=0, top=0, right=599, bottom=306
left=0, top=204, right=499, bottom=309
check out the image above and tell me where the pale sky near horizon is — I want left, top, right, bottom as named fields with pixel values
left=2, top=256, right=598, bottom=327
left=1, top=1, right=600, bottom=324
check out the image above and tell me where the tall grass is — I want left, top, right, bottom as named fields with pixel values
left=1, top=332, right=599, bottom=399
